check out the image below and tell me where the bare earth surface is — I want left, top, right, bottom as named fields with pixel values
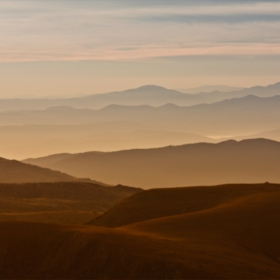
left=0, top=183, right=279, bottom=279
left=0, top=182, right=141, bottom=224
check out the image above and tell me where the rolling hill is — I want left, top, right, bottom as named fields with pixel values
left=234, top=127, right=280, bottom=143
left=0, top=183, right=280, bottom=279
left=90, top=183, right=278, bottom=227
left=0, top=182, right=141, bottom=224
left=0, top=156, right=108, bottom=185
left=24, top=138, right=280, bottom=188
left=0, top=157, right=76, bottom=183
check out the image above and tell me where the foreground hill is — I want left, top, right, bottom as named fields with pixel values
left=25, top=138, right=280, bottom=188
left=0, top=183, right=280, bottom=279
left=89, top=183, right=279, bottom=227
left=0, top=82, right=279, bottom=111
left=0, top=182, right=141, bottom=224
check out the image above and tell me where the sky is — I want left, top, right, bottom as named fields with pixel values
left=0, top=0, right=280, bottom=98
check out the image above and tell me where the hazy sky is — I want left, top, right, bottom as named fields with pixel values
left=1, top=0, right=280, bottom=97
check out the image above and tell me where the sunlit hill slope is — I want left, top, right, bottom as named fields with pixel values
left=0, top=183, right=280, bottom=279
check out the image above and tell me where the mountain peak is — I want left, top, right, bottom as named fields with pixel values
left=136, top=85, right=166, bottom=90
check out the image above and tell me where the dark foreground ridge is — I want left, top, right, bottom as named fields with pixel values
left=0, top=183, right=280, bottom=279
left=0, top=182, right=141, bottom=224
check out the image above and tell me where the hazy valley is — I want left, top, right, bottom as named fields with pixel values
left=1, top=77, right=280, bottom=279
left=1, top=83, right=280, bottom=160
left=2, top=1, right=280, bottom=278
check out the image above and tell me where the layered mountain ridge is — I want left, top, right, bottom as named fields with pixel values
left=24, top=138, right=280, bottom=188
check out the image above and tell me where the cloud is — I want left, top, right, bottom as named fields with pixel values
left=0, top=1, right=280, bottom=62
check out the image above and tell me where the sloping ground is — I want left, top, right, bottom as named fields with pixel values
left=0, top=184, right=280, bottom=279
left=0, top=182, right=141, bottom=224
left=24, top=139, right=280, bottom=188
left=0, top=156, right=106, bottom=185
left=0, top=157, right=77, bottom=183
left=89, top=183, right=279, bottom=227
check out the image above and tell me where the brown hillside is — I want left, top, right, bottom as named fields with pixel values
left=0, top=156, right=107, bottom=185
left=0, top=182, right=141, bottom=224
left=0, top=183, right=280, bottom=279
left=0, top=157, right=75, bottom=183
left=123, top=187, right=280, bottom=267
left=90, top=183, right=280, bottom=227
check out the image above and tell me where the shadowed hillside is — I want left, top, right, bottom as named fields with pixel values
left=89, top=183, right=279, bottom=227
left=25, top=139, right=280, bottom=188
left=0, top=157, right=76, bottom=183
left=0, top=183, right=280, bottom=279
left=0, top=156, right=109, bottom=186
left=0, top=182, right=141, bottom=224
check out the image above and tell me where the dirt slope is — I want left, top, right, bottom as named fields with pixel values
left=89, top=183, right=279, bottom=227
left=0, top=183, right=280, bottom=279
left=0, top=182, right=141, bottom=224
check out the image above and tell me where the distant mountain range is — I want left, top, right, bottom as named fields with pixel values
left=2, top=95, right=280, bottom=136
left=1, top=82, right=280, bottom=160
left=0, top=82, right=279, bottom=111
left=176, top=85, right=244, bottom=94
left=24, top=138, right=280, bottom=188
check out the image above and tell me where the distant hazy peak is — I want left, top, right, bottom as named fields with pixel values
left=158, top=103, right=180, bottom=109
left=100, top=104, right=153, bottom=111
left=178, top=85, right=245, bottom=94
left=103, top=85, right=185, bottom=97
left=243, top=82, right=280, bottom=91
left=136, top=85, right=166, bottom=90
left=239, top=138, right=280, bottom=145
left=268, top=82, right=280, bottom=88
left=45, top=106, right=81, bottom=111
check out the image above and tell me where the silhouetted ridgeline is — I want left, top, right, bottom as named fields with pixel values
left=1, top=94, right=280, bottom=138
left=0, top=156, right=109, bottom=185
left=24, top=138, right=280, bottom=188
left=0, top=82, right=279, bottom=111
